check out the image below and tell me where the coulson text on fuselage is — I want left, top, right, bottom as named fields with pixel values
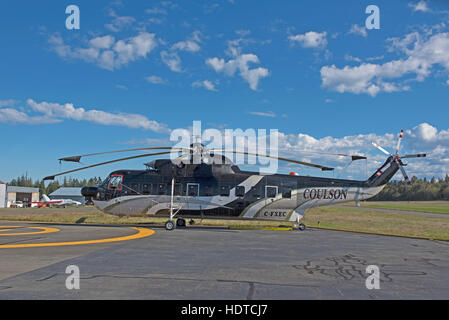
left=303, top=188, right=348, bottom=200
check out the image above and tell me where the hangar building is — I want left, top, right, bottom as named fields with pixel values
left=6, top=186, right=40, bottom=208
left=49, top=187, right=85, bottom=205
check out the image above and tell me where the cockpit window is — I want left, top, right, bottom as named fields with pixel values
left=108, top=175, right=123, bottom=190
left=145, top=160, right=158, bottom=171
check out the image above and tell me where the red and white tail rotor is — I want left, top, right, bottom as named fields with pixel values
left=371, top=129, right=426, bottom=184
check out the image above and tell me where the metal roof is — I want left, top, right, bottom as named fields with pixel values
left=7, top=186, right=39, bottom=193
left=49, top=187, right=83, bottom=197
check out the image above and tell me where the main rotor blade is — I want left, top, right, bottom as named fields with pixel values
left=400, top=153, right=427, bottom=159
left=44, top=151, right=173, bottom=180
left=58, top=147, right=191, bottom=163
left=371, top=142, right=392, bottom=156
left=396, top=160, right=410, bottom=184
left=211, top=148, right=366, bottom=161
left=395, top=129, right=404, bottom=156
left=211, top=150, right=334, bottom=171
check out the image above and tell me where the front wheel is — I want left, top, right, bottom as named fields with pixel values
left=165, top=220, right=175, bottom=231
left=298, top=223, right=306, bottom=231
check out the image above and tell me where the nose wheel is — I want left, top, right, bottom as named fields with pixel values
left=165, top=220, right=175, bottom=231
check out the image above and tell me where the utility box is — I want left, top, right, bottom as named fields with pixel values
left=0, top=182, right=6, bottom=208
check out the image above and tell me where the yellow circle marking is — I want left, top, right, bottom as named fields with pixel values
left=0, top=227, right=155, bottom=249
left=0, top=226, right=60, bottom=236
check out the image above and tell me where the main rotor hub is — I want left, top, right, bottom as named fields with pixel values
left=190, top=143, right=209, bottom=156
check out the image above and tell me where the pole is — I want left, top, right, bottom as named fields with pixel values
left=170, top=178, right=174, bottom=221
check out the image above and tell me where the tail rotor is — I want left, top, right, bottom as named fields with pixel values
left=371, top=129, right=426, bottom=184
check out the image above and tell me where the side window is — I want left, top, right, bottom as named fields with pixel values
left=235, top=186, right=245, bottom=197
left=174, top=183, right=182, bottom=196
left=187, top=184, right=199, bottom=197
left=143, top=184, right=151, bottom=195
left=266, top=186, right=277, bottom=198
left=108, top=175, right=123, bottom=190
left=220, top=185, right=230, bottom=197
left=158, top=183, right=166, bottom=195
left=282, top=188, right=292, bottom=199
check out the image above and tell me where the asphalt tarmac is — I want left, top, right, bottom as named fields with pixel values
left=0, top=221, right=448, bottom=299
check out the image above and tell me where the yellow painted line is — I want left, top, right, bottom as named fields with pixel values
left=0, top=226, right=60, bottom=236
left=0, top=227, right=155, bottom=249
left=262, top=227, right=293, bottom=231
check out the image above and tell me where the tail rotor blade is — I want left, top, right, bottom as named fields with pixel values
left=396, top=160, right=411, bottom=184
left=395, top=130, right=404, bottom=156
left=371, top=142, right=392, bottom=156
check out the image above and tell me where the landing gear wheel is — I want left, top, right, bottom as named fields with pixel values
left=176, top=218, right=186, bottom=228
left=298, top=223, right=306, bottom=231
left=165, top=220, right=175, bottom=231
left=189, top=219, right=195, bottom=225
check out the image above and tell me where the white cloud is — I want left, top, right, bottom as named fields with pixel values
left=18, top=99, right=170, bottom=133
left=49, top=32, right=158, bottom=71
left=148, top=17, right=164, bottom=24
left=409, top=1, right=430, bottom=12
left=105, top=9, right=135, bottom=32
left=171, top=40, right=200, bottom=52
left=146, top=75, right=166, bottom=84
left=160, top=51, right=182, bottom=72
left=0, top=108, right=60, bottom=124
left=276, top=124, right=449, bottom=179
left=321, top=32, right=449, bottom=96
left=0, top=99, right=18, bottom=107
left=344, top=54, right=362, bottom=62
left=249, top=111, right=276, bottom=117
left=288, top=31, right=328, bottom=49
left=115, top=84, right=128, bottom=90
left=192, top=80, right=218, bottom=91
left=348, top=24, right=367, bottom=37
left=145, top=7, right=168, bottom=15
left=206, top=48, right=269, bottom=91
left=90, top=35, right=115, bottom=49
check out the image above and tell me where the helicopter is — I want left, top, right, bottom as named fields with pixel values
left=44, top=130, right=426, bottom=231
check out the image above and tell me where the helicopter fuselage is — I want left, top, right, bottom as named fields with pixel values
left=82, top=158, right=398, bottom=222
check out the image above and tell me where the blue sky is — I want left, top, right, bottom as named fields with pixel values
left=1, top=0, right=449, bottom=182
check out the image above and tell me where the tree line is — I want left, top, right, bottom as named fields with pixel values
left=7, top=174, right=103, bottom=197
left=370, top=175, right=449, bottom=201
